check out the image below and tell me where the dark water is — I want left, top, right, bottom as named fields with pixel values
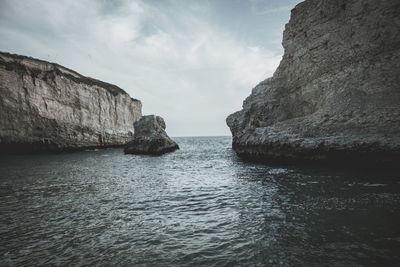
left=0, top=136, right=399, bottom=266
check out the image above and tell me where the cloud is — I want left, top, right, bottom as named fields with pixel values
left=251, top=4, right=295, bottom=16
left=0, top=0, right=287, bottom=136
left=248, top=0, right=299, bottom=16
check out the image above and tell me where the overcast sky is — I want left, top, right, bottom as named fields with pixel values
left=0, top=0, right=302, bottom=136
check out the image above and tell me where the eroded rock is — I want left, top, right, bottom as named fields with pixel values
left=0, top=52, right=142, bottom=153
left=226, top=0, right=400, bottom=166
left=124, top=115, right=179, bottom=155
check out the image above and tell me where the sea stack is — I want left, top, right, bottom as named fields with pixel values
left=226, top=0, right=400, bottom=165
left=0, top=52, right=142, bottom=153
left=124, top=115, right=179, bottom=155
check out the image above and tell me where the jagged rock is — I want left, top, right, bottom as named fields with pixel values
left=226, top=0, right=400, bottom=166
left=0, top=52, right=142, bottom=153
left=124, top=115, right=179, bottom=155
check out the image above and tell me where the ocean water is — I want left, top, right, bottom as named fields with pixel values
left=0, top=136, right=399, bottom=266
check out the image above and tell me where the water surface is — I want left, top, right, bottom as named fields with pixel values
left=0, top=136, right=399, bottom=266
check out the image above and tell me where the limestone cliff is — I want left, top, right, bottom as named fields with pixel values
left=0, top=52, right=142, bottom=153
left=227, top=0, right=400, bottom=165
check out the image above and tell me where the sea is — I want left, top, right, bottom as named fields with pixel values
left=0, top=136, right=399, bottom=266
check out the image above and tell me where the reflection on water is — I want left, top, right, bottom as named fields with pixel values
left=0, top=136, right=399, bottom=266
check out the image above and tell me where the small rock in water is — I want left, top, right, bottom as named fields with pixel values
left=124, top=115, right=179, bottom=155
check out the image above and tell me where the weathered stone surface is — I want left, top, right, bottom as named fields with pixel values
left=124, top=115, right=179, bottom=155
left=227, top=0, right=400, bottom=166
left=0, top=52, right=142, bottom=153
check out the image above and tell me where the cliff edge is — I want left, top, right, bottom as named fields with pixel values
left=0, top=52, right=142, bottom=153
left=227, top=0, right=400, bottom=165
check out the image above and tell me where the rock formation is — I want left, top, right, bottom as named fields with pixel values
left=227, top=0, right=400, bottom=165
left=0, top=52, right=142, bottom=153
left=124, top=115, right=179, bottom=155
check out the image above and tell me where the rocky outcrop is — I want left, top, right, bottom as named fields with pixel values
left=124, top=115, right=179, bottom=155
left=0, top=52, right=142, bottom=153
left=227, top=0, right=400, bottom=165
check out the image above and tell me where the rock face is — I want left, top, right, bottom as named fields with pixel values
left=124, top=115, right=179, bottom=155
left=0, top=52, right=142, bottom=153
left=227, top=0, right=400, bottom=165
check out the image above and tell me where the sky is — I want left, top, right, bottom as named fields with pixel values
left=0, top=0, right=302, bottom=137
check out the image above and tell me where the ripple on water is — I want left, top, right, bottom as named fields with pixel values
left=0, top=136, right=399, bottom=266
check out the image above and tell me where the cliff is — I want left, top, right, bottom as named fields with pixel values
left=227, top=0, right=400, bottom=165
left=0, top=52, right=142, bottom=153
